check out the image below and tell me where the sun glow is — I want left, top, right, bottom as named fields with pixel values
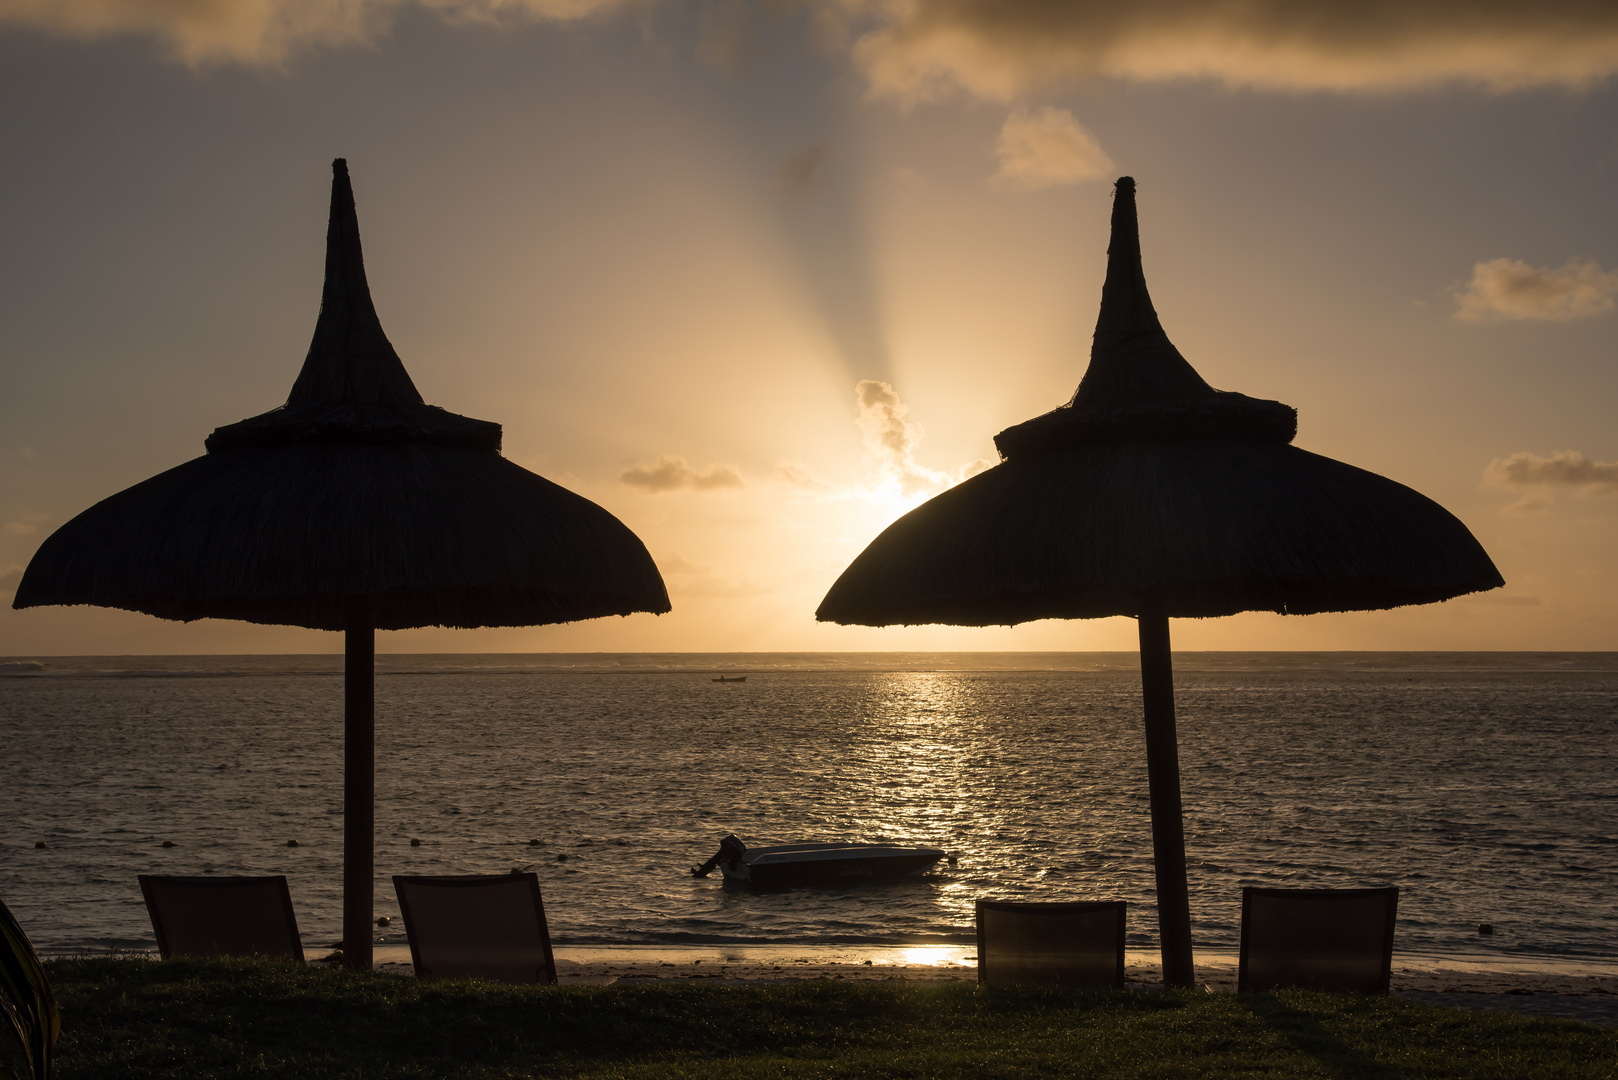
left=897, top=946, right=975, bottom=967
left=858, top=481, right=934, bottom=523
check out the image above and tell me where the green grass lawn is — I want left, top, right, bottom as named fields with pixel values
left=43, top=957, right=1618, bottom=1079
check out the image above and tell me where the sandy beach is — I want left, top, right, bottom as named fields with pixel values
left=345, top=943, right=1618, bottom=1026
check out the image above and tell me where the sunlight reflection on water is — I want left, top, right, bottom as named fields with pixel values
left=2, top=655, right=1614, bottom=961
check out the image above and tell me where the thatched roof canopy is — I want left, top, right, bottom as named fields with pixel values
left=15, top=160, right=670, bottom=631
left=817, top=177, right=1502, bottom=627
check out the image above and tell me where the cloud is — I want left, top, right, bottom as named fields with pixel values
left=990, top=107, right=1114, bottom=189
left=773, top=461, right=831, bottom=491
left=695, top=0, right=751, bottom=73
left=20, top=0, right=1618, bottom=99
left=655, top=552, right=702, bottom=575
left=620, top=454, right=744, bottom=493
left=0, top=0, right=635, bottom=65
left=856, top=379, right=950, bottom=496
left=1500, top=492, right=1553, bottom=517
left=1453, top=257, right=1618, bottom=322
left=959, top=455, right=994, bottom=480
left=841, top=1, right=1618, bottom=104
left=654, top=552, right=766, bottom=598
left=1486, top=450, right=1618, bottom=507
left=779, top=143, right=826, bottom=198
left=854, top=379, right=991, bottom=496
left=0, top=447, right=35, bottom=459
left=0, top=564, right=22, bottom=594
left=2, top=510, right=49, bottom=537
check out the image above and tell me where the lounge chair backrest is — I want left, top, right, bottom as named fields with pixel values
left=138, top=875, right=304, bottom=961
left=393, top=874, right=557, bottom=984
left=976, top=900, right=1127, bottom=987
left=1238, top=886, right=1398, bottom=994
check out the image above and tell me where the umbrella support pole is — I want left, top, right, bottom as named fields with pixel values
left=343, top=599, right=375, bottom=971
left=1139, top=611, right=1195, bottom=988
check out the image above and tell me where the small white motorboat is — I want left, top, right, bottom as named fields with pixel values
left=691, top=834, right=945, bottom=888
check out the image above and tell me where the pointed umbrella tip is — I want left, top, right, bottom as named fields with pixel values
left=1110, top=178, right=1138, bottom=230
left=289, top=156, right=424, bottom=413
left=204, top=157, right=502, bottom=454
left=990, top=173, right=1298, bottom=458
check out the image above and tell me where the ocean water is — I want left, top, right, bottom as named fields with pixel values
left=1, top=652, right=1614, bottom=962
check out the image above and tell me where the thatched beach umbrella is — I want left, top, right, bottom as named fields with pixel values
left=817, top=177, right=1502, bottom=987
left=14, top=160, right=670, bottom=970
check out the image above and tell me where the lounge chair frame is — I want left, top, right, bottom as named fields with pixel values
left=1237, top=886, right=1398, bottom=994
left=393, top=873, right=558, bottom=984
left=976, top=899, right=1127, bottom=988
left=138, top=874, right=305, bottom=961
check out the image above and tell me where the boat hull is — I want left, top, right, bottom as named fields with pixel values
left=716, top=842, right=945, bottom=888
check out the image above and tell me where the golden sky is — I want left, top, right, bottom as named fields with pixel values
left=2, top=0, right=1616, bottom=653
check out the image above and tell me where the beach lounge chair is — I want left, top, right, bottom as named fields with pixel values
left=1238, top=886, right=1399, bottom=994
left=393, top=873, right=557, bottom=984
left=138, top=875, right=305, bottom=961
left=976, top=899, right=1127, bottom=987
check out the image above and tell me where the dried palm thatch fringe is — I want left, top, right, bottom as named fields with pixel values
left=14, top=158, right=670, bottom=979
left=14, top=159, right=669, bottom=630
left=15, top=443, right=666, bottom=630
left=817, top=177, right=1502, bottom=627
left=817, top=175, right=1504, bottom=994
left=817, top=439, right=1498, bottom=625
left=817, top=176, right=1506, bottom=996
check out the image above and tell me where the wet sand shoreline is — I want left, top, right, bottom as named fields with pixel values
left=42, top=939, right=1618, bottom=1024
left=341, top=944, right=1618, bottom=1026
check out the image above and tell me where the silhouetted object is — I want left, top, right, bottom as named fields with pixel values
left=691, top=834, right=944, bottom=886
left=1478, top=922, right=1495, bottom=935
left=14, top=161, right=670, bottom=971
left=1, top=896, right=59, bottom=1080
left=976, top=900, right=1127, bottom=988
left=690, top=834, right=747, bottom=877
left=712, top=675, right=747, bottom=682
left=139, top=875, right=305, bottom=961
left=1238, top=886, right=1399, bottom=994
left=817, top=177, right=1502, bottom=987
left=393, top=874, right=557, bottom=984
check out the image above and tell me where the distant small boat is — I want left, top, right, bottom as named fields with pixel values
left=712, top=675, right=747, bottom=683
left=691, top=834, right=944, bottom=888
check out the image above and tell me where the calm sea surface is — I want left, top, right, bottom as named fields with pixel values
left=1, top=652, right=1614, bottom=961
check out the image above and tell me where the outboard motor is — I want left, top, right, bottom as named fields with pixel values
left=690, top=834, right=747, bottom=877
